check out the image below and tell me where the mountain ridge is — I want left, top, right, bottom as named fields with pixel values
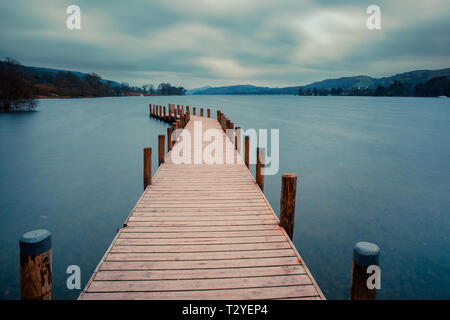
left=189, top=68, right=450, bottom=95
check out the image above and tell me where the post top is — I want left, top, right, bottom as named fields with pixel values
left=353, top=241, right=380, bottom=266
left=20, top=229, right=52, bottom=256
left=282, top=173, right=297, bottom=179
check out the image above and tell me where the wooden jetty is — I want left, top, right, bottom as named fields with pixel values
left=79, top=104, right=325, bottom=300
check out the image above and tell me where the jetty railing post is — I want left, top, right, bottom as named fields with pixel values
left=20, top=229, right=52, bottom=300
left=163, top=106, right=166, bottom=121
left=350, top=242, right=380, bottom=300
left=279, top=173, right=297, bottom=239
left=144, top=147, right=152, bottom=189
left=217, top=110, right=221, bottom=122
left=171, top=122, right=177, bottom=146
left=193, top=107, right=196, bottom=115
left=200, top=108, right=204, bottom=117
left=244, top=135, right=250, bottom=168
left=158, top=135, right=165, bottom=166
left=256, top=147, right=265, bottom=192
left=167, top=127, right=173, bottom=151
left=149, top=104, right=151, bottom=117
left=235, top=126, right=241, bottom=152
left=207, top=108, right=211, bottom=118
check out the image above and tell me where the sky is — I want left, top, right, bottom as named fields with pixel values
left=0, top=0, right=449, bottom=89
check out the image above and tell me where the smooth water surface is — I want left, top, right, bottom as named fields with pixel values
left=0, top=96, right=449, bottom=299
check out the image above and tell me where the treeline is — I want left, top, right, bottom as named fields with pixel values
left=0, top=57, right=186, bottom=111
left=298, top=77, right=450, bottom=97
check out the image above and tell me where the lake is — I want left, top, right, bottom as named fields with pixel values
left=0, top=95, right=449, bottom=299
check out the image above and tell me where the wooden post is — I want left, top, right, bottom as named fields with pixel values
left=207, top=108, right=211, bottom=118
left=193, top=107, right=196, bottom=115
left=186, top=111, right=190, bottom=124
left=167, top=127, right=173, bottom=151
left=256, top=147, right=265, bottom=192
left=225, top=118, right=231, bottom=132
left=158, top=135, right=165, bottom=166
left=186, top=106, right=190, bottom=113
left=143, top=147, right=152, bottom=189
left=279, top=173, right=297, bottom=239
left=244, top=136, right=250, bottom=168
left=217, top=110, right=221, bottom=121
left=171, top=122, right=177, bottom=145
left=350, top=242, right=380, bottom=300
left=200, top=108, right=204, bottom=117
left=149, top=104, right=152, bottom=117
left=19, top=229, right=52, bottom=300
left=163, top=106, right=166, bottom=121
left=235, top=127, right=241, bottom=152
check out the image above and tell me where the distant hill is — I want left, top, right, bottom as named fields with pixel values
left=185, top=86, right=212, bottom=95
left=188, top=68, right=450, bottom=95
left=5, top=63, right=122, bottom=87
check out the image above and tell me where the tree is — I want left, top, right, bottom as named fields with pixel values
left=414, top=76, right=450, bottom=97
left=0, top=58, right=37, bottom=112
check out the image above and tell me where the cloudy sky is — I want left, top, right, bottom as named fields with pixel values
left=0, top=0, right=449, bottom=89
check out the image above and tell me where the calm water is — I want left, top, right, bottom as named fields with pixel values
left=0, top=96, right=449, bottom=299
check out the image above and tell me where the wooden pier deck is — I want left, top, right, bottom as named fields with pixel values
left=79, top=110, right=324, bottom=300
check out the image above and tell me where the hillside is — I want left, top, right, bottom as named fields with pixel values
left=189, top=68, right=450, bottom=95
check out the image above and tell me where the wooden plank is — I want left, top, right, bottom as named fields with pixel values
left=119, top=229, right=282, bottom=237
left=115, top=235, right=287, bottom=245
left=87, top=274, right=311, bottom=292
left=80, top=285, right=319, bottom=300
left=126, top=218, right=277, bottom=226
left=106, top=249, right=295, bottom=261
left=99, top=257, right=302, bottom=271
left=111, top=242, right=292, bottom=253
left=94, top=265, right=306, bottom=281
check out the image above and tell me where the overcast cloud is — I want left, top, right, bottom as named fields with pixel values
left=0, top=0, right=449, bottom=88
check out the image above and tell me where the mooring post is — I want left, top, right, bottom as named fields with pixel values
left=159, top=105, right=162, bottom=119
left=217, top=110, right=221, bottom=122
left=158, top=135, right=165, bottom=166
left=20, top=229, right=52, bottom=300
left=193, top=107, right=196, bottom=115
left=256, top=147, right=265, bottom=192
left=200, top=108, right=204, bottom=117
left=163, top=106, right=166, bottom=121
left=186, top=111, right=190, bottom=124
left=144, top=147, right=152, bottom=189
left=244, top=135, right=250, bottom=168
left=350, top=242, right=380, bottom=300
left=279, top=173, right=297, bottom=239
left=186, top=106, right=189, bottom=113
left=207, top=108, right=211, bottom=118
left=149, top=104, right=152, bottom=117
